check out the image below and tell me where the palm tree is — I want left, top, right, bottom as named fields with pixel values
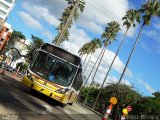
left=78, top=42, right=92, bottom=65
left=80, top=46, right=104, bottom=91
left=91, top=9, right=141, bottom=109
left=80, top=22, right=120, bottom=90
left=83, top=21, right=121, bottom=105
left=54, top=0, right=85, bottom=45
left=77, top=39, right=101, bottom=100
left=118, top=0, right=160, bottom=84
left=82, top=39, right=102, bottom=74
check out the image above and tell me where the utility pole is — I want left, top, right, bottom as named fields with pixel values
left=53, top=0, right=80, bottom=46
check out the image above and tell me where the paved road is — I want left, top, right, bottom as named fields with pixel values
left=0, top=70, right=101, bottom=120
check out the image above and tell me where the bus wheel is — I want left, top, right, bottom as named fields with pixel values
left=68, top=102, right=73, bottom=106
left=30, top=88, right=36, bottom=95
left=61, top=103, right=67, bottom=107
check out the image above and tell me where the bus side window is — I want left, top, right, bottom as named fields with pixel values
left=72, top=70, right=83, bottom=91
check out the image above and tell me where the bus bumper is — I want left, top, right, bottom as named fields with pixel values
left=22, top=76, right=69, bottom=104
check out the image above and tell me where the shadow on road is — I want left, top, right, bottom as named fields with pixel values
left=0, top=74, right=102, bottom=120
left=0, top=74, right=75, bottom=120
left=1, top=74, right=63, bottom=107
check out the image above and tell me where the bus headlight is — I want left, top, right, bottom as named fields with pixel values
left=56, top=88, right=69, bottom=94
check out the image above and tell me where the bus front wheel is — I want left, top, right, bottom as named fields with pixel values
left=61, top=103, right=67, bottom=107
left=68, top=102, right=73, bottom=106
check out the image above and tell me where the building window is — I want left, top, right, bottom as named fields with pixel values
left=0, top=10, right=7, bottom=16
left=4, top=0, right=13, bottom=4
left=0, top=2, right=10, bottom=10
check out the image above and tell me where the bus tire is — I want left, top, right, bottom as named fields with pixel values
left=68, top=102, right=73, bottom=106
left=61, top=103, right=67, bottom=107
left=30, top=88, right=36, bottom=95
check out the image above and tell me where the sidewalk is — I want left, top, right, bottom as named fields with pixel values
left=0, top=68, right=23, bottom=81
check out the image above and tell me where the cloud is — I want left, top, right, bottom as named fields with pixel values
left=21, top=0, right=135, bottom=37
left=61, top=25, right=91, bottom=54
left=106, top=76, right=131, bottom=86
left=142, top=30, right=160, bottom=54
left=42, top=30, right=54, bottom=42
left=22, top=1, right=60, bottom=26
left=153, top=23, right=160, bottom=30
left=143, top=30, right=157, bottom=37
left=77, top=0, right=136, bottom=37
left=18, top=11, right=43, bottom=30
left=140, top=42, right=151, bottom=52
left=139, top=79, right=155, bottom=94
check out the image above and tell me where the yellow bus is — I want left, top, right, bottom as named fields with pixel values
left=22, top=43, right=83, bottom=106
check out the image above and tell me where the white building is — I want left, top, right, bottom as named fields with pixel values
left=0, top=0, right=15, bottom=21
left=9, top=39, right=30, bottom=69
left=14, top=39, right=30, bottom=55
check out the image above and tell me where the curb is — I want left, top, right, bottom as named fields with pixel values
left=76, top=101, right=103, bottom=117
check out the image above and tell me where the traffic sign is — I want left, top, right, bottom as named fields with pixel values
left=122, top=108, right=128, bottom=115
left=109, top=97, right=117, bottom=105
left=126, top=105, right=132, bottom=112
left=121, top=115, right=125, bottom=120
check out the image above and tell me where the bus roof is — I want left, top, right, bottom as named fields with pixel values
left=40, top=43, right=81, bottom=66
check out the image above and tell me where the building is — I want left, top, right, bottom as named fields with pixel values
left=0, top=22, right=13, bottom=51
left=9, top=39, right=30, bottom=69
left=0, top=0, right=15, bottom=21
left=0, top=19, right=4, bottom=31
left=14, top=39, right=30, bottom=55
left=0, top=0, right=15, bottom=51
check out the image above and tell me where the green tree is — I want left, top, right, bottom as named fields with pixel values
left=106, top=84, right=141, bottom=120
left=3, top=30, right=26, bottom=54
left=77, top=39, right=101, bottom=99
left=131, top=95, right=160, bottom=119
left=78, top=42, right=92, bottom=65
left=82, top=38, right=102, bottom=74
left=152, top=91, right=160, bottom=98
left=27, top=35, right=44, bottom=62
left=8, top=30, right=26, bottom=46
left=91, top=9, right=141, bottom=110
left=31, top=35, right=44, bottom=48
left=54, top=0, right=85, bottom=45
left=118, top=0, right=160, bottom=83
left=80, top=83, right=141, bottom=120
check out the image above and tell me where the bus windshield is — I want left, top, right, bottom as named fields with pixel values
left=30, top=51, right=77, bottom=87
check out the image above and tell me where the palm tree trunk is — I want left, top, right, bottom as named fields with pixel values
left=82, top=54, right=89, bottom=66
left=82, top=53, right=92, bottom=74
left=77, top=47, right=104, bottom=101
left=83, top=47, right=106, bottom=104
left=91, top=29, right=129, bottom=109
left=118, top=23, right=144, bottom=83
left=90, top=46, right=106, bottom=88
left=84, top=47, right=105, bottom=87
left=83, top=77, right=95, bottom=104
left=54, top=0, right=80, bottom=46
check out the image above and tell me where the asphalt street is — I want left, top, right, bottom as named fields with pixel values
left=0, top=70, right=101, bottom=120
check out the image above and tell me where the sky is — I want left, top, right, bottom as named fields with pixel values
left=7, top=0, right=160, bottom=96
